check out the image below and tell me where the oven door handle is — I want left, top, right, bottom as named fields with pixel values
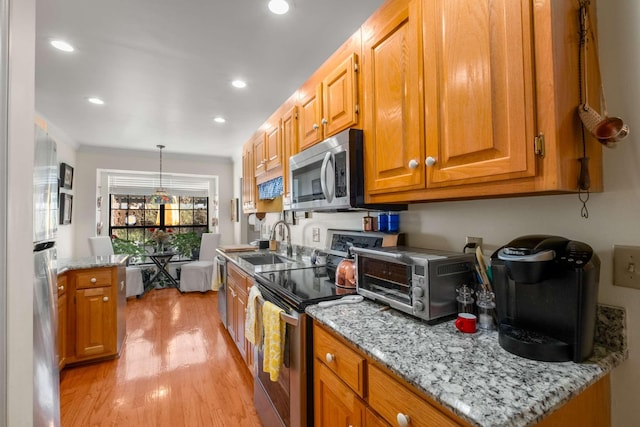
left=350, top=247, right=414, bottom=264
left=280, top=312, right=298, bottom=327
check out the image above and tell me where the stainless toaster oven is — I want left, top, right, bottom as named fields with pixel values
left=350, top=246, right=477, bottom=322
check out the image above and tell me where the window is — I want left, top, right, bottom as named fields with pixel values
left=109, top=195, right=209, bottom=244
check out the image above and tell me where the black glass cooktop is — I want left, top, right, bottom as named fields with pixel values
left=255, top=266, right=356, bottom=311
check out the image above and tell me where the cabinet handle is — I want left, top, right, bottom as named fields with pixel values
left=90, top=277, right=97, bottom=283
left=313, top=123, right=319, bottom=130
left=397, top=413, right=410, bottom=427
left=325, top=353, right=335, bottom=363
left=425, top=156, right=437, bottom=167
left=321, top=118, right=327, bottom=125
left=103, top=296, right=109, bottom=302
left=408, top=159, right=419, bottom=169
left=58, top=285, right=64, bottom=291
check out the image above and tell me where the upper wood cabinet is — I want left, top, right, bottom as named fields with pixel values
left=364, top=0, right=603, bottom=203
left=253, top=132, right=267, bottom=178
left=299, top=32, right=362, bottom=151
left=242, top=141, right=256, bottom=213
left=281, top=103, right=299, bottom=208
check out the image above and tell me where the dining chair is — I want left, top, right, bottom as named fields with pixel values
left=179, top=233, right=221, bottom=292
left=88, top=236, right=144, bottom=297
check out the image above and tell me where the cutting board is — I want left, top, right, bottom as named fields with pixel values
left=219, top=244, right=258, bottom=253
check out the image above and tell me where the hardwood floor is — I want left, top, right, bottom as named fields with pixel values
left=60, top=288, right=263, bottom=426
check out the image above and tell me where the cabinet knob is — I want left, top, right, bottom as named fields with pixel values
left=313, top=123, right=319, bottom=130
left=103, top=296, right=109, bottom=302
left=90, top=278, right=97, bottom=283
left=325, top=353, right=335, bottom=363
left=321, top=118, right=328, bottom=125
left=397, top=413, right=410, bottom=427
left=425, top=156, right=437, bottom=167
left=58, top=285, right=64, bottom=291
left=408, top=159, right=419, bottom=169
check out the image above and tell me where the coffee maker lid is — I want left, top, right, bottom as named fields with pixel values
left=497, top=235, right=569, bottom=262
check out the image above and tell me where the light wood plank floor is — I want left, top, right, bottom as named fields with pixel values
left=60, top=288, right=263, bottom=427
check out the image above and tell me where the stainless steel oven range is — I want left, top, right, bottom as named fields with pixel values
left=252, top=229, right=395, bottom=427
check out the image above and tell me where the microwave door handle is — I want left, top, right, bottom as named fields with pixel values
left=320, top=152, right=335, bottom=203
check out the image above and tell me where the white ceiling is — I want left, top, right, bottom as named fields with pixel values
left=35, top=0, right=386, bottom=158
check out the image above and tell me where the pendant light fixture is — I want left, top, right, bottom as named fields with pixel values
left=149, top=144, right=175, bottom=205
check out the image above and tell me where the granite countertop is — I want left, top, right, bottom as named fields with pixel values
left=306, top=301, right=627, bottom=427
left=57, top=255, right=129, bottom=274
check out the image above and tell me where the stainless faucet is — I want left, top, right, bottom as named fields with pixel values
left=270, top=220, right=293, bottom=258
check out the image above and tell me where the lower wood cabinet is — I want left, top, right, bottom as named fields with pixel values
left=56, top=274, right=68, bottom=371
left=312, top=322, right=611, bottom=427
left=60, top=266, right=121, bottom=367
left=226, top=262, right=254, bottom=372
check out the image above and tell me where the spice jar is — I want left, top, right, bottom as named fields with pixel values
left=476, top=289, right=496, bottom=330
left=456, top=284, right=475, bottom=314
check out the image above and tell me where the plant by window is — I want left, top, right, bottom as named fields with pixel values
left=111, top=237, right=147, bottom=256
left=172, top=232, right=202, bottom=259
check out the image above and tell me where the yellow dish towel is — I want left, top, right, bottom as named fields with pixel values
left=245, top=285, right=262, bottom=345
left=262, top=301, right=285, bottom=382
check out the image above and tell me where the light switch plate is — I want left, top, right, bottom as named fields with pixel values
left=613, top=245, right=640, bottom=289
left=312, top=227, right=320, bottom=242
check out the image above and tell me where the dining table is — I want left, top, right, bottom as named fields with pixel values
left=142, top=251, right=180, bottom=295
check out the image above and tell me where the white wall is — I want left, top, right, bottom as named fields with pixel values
left=73, top=147, right=235, bottom=257
left=6, top=0, right=35, bottom=424
left=249, top=2, right=640, bottom=425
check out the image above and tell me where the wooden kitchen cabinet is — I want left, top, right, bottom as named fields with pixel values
left=281, top=102, right=298, bottom=208
left=364, top=0, right=603, bottom=203
left=298, top=32, right=361, bottom=151
left=64, top=266, right=120, bottom=365
left=57, top=273, right=68, bottom=371
left=253, top=131, right=267, bottom=178
left=226, top=262, right=254, bottom=372
left=314, top=358, right=365, bottom=427
left=242, top=141, right=256, bottom=213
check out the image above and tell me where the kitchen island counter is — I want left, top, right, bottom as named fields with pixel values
left=57, top=255, right=129, bottom=274
left=306, top=300, right=626, bottom=427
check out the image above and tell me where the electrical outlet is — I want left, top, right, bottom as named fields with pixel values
left=613, top=245, right=640, bottom=289
left=466, top=236, right=483, bottom=251
left=312, top=227, right=320, bottom=242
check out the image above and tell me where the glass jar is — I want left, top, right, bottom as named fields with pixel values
left=388, top=212, right=399, bottom=232
left=476, top=289, right=496, bottom=330
left=378, top=212, right=388, bottom=232
left=456, top=284, right=475, bottom=314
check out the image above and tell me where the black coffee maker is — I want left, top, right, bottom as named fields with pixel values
left=490, top=235, right=600, bottom=362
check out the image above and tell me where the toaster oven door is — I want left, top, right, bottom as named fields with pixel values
left=357, top=256, right=413, bottom=306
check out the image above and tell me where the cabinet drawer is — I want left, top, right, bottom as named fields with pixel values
left=369, top=364, right=459, bottom=427
left=313, top=324, right=365, bottom=397
left=74, top=268, right=112, bottom=289
left=57, top=273, right=68, bottom=297
left=228, top=263, right=250, bottom=294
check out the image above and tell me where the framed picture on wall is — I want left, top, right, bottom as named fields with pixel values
left=60, top=193, right=73, bottom=225
left=59, top=162, right=74, bottom=189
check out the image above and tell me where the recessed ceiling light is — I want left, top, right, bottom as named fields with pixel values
left=231, top=80, right=247, bottom=89
left=213, top=116, right=226, bottom=124
left=87, top=97, right=105, bottom=105
left=50, top=40, right=75, bottom=52
left=268, top=0, right=289, bottom=15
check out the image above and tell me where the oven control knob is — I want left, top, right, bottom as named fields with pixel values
left=413, top=301, right=425, bottom=312
left=412, top=287, right=424, bottom=298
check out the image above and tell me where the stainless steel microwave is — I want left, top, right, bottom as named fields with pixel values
left=351, top=246, right=477, bottom=322
left=288, top=129, right=406, bottom=212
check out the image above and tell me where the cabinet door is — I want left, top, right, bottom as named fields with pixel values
left=363, top=0, right=424, bottom=194
left=236, top=288, right=247, bottom=360
left=242, top=142, right=256, bottom=212
left=75, top=286, right=115, bottom=359
left=253, top=132, right=267, bottom=177
left=281, top=105, right=298, bottom=203
left=323, top=53, right=359, bottom=137
left=422, top=0, right=536, bottom=188
left=266, top=122, right=282, bottom=171
left=226, top=282, right=236, bottom=340
left=299, top=80, right=323, bottom=150
left=314, top=359, right=365, bottom=427
left=365, top=408, right=391, bottom=427
left=57, top=292, right=67, bottom=370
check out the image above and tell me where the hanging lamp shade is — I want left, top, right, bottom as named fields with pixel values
left=149, top=144, right=177, bottom=205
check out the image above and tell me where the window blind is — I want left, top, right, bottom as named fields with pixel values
left=108, top=173, right=213, bottom=197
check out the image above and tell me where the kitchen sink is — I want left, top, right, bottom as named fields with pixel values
left=238, top=253, right=294, bottom=266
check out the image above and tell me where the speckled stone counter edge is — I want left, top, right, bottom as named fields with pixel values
left=57, top=255, right=129, bottom=274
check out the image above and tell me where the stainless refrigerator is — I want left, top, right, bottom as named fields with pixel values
left=33, top=126, right=60, bottom=427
